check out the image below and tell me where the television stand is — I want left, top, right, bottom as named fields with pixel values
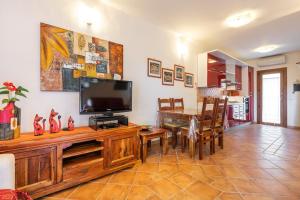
left=89, top=115, right=128, bottom=130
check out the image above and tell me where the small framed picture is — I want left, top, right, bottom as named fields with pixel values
left=162, top=68, right=174, bottom=86
left=184, top=73, right=194, bottom=88
left=174, top=65, right=185, bottom=81
left=147, top=58, right=162, bottom=78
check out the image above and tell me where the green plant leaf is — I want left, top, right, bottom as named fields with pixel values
left=0, top=87, right=6, bottom=90
left=10, top=97, right=19, bottom=102
left=0, top=90, right=9, bottom=95
left=15, top=91, right=27, bottom=98
left=2, top=99, right=9, bottom=104
left=17, top=86, right=29, bottom=92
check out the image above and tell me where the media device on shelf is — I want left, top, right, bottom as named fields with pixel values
left=79, top=77, right=132, bottom=129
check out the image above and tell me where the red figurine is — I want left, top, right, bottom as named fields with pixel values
left=67, top=116, right=75, bottom=131
left=33, top=114, right=46, bottom=136
left=49, top=109, right=61, bottom=133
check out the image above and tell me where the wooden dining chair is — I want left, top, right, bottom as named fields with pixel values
left=213, top=97, right=228, bottom=151
left=197, top=97, right=219, bottom=159
left=158, top=98, right=185, bottom=148
left=173, top=98, right=184, bottom=110
left=180, top=97, right=219, bottom=160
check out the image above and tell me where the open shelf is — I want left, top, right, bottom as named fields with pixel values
left=63, top=152, right=103, bottom=170
left=63, top=141, right=104, bottom=159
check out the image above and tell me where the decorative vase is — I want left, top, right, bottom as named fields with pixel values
left=0, top=102, right=21, bottom=140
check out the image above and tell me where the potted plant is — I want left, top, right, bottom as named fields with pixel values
left=0, top=82, right=28, bottom=140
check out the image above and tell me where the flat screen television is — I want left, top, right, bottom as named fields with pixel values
left=80, top=78, right=132, bottom=115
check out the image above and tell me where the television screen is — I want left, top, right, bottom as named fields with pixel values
left=80, top=78, right=132, bottom=114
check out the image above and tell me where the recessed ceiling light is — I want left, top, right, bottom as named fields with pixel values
left=225, top=11, right=256, bottom=28
left=254, top=45, right=279, bottom=53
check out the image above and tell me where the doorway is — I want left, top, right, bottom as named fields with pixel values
left=257, top=68, right=287, bottom=127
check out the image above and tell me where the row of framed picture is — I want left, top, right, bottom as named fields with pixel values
left=147, top=58, right=194, bottom=88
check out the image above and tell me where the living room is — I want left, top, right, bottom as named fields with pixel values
left=1, top=0, right=300, bottom=199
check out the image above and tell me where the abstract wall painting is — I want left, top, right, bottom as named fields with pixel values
left=40, top=23, right=123, bottom=91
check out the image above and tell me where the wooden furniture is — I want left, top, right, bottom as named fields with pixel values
left=158, top=98, right=186, bottom=149
left=173, top=98, right=184, bottom=110
left=180, top=98, right=218, bottom=159
left=213, top=98, right=228, bottom=151
left=0, top=125, right=140, bottom=199
left=248, top=66, right=254, bottom=121
left=139, top=128, right=168, bottom=163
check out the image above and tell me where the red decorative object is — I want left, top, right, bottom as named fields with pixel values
left=49, top=109, right=61, bottom=133
left=67, top=116, right=75, bottom=131
left=33, top=114, right=46, bottom=136
left=0, top=82, right=28, bottom=140
left=0, top=189, right=32, bottom=200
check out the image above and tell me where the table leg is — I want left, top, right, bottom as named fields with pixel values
left=163, top=132, right=169, bottom=154
left=189, top=138, right=195, bottom=159
left=141, top=137, right=148, bottom=163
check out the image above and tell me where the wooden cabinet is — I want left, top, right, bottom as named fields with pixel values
left=105, top=129, right=138, bottom=168
left=0, top=125, right=140, bottom=199
left=15, top=147, right=56, bottom=193
left=235, top=65, right=242, bottom=90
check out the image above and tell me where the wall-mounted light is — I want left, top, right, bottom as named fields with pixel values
left=176, top=35, right=190, bottom=59
left=76, top=2, right=102, bottom=27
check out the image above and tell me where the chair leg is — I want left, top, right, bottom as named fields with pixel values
left=160, top=136, right=163, bottom=146
left=181, top=134, right=185, bottom=153
left=172, top=131, right=177, bottom=149
left=199, top=137, right=203, bottom=160
left=219, top=131, right=224, bottom=149
left=147, top=140, right=152, bottom=148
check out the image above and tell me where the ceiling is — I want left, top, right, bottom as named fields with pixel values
left=100, top=0, right=300, bottom=60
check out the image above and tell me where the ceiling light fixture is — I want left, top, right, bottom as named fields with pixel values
left=225, top=10, right=256, bottom=28
left=254, top=45, right=279, bottom=53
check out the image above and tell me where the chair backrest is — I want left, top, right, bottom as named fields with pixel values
left=214, top=97, right=228, bottom=127
left=173, top=98, right=184, bottom=110
left=158, top=98, right=173, bottom=111
left=198, top=97, right=219, bottom=134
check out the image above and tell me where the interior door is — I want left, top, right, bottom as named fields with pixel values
left=248, top=67, right=254, bottom=121
left=257, top=68, right=287, bottom=127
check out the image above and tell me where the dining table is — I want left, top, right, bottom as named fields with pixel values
left=157, top=108, right=213, bottom=158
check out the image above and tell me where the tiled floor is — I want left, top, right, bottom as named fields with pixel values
left=42, top=124, right=300, bottom=200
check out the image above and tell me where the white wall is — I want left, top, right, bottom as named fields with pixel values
left=247, top=51, right=300, bottom=127
left=0, top=0, right=200, bottom=132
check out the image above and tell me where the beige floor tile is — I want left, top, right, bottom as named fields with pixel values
left=126, top=185, right=155, bottom=200
left=68, top=182, right=105, bottom=199
left=170, top=191, right=198, bottom=200
left=230, top=179, right=264, bottom=194
left=149, top=178, right=181, bottom=199
left=219, top=193, right=243, bottom=200
left=133, top=172, right=162, bottom=186
left=210, top=177, right=237, bottom=192
left=157, top=163, right=179, bottom=178
left=186, top=181, right=221, bottom=200
left=97, top=184, right=130, bottom=200
left=201, top=165, right=223, bottom=177
left=167, top=171, right=196, bottom=189
left=46, top=186, right=78, bottom=198
left=109, top=171, right=136, bottom=185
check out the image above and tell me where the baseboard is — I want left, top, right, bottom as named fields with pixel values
left=287, top=126, right=300, bottom=130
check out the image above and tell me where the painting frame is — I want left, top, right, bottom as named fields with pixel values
left=147, top=58, right=162, bottom=78
left=174, top=65, right=185, bottom=81
left=162, top=68, right=174, bottom=86
left=184, top=73, right=194, bottom=88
